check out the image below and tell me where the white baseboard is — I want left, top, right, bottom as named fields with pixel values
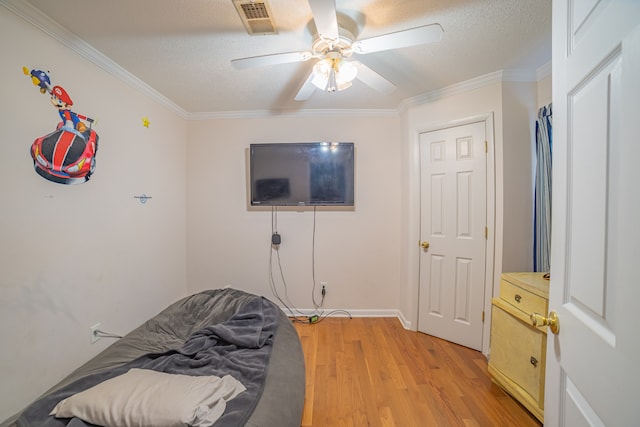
left=396, top=311, right=412, bottom=330
left=281, top=307, right=413, bottom=330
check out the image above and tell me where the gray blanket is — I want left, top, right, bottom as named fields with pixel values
left=15, top=291, right=280, bottom=427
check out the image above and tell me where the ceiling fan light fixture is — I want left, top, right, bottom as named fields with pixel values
left=326, top=67, right=338, bottom=92
left=337, top=60, right=358, bottom=83
left=311, top=57, right=358, bottom=93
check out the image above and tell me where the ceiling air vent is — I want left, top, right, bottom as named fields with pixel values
left=233, top=0, right=277, bottom=35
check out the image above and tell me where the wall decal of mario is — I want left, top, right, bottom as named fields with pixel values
left=50, top=85, right=89, bottom=134
left=23, top=67, right=99, bottom=185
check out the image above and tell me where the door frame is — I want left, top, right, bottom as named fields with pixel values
left=409, top=112, right=496, bottom=356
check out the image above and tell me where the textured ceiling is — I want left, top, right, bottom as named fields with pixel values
left=18, top=0, right=551, bottom=114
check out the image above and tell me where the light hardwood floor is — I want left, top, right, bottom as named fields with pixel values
left=293, top=317, right=542, bottom=427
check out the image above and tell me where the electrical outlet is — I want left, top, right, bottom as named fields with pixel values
left=90, top=323, right=101, bottom=344
left=321, top=282, right=327, bottom=296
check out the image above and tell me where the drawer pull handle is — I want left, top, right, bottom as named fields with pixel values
left=530, top=356, right=538, bottom=367
left=514, top=294, right=522, bottom=303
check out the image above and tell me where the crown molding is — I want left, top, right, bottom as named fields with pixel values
left=187, top=108, right=400, bottom=120
left=398, top=67, right=543, bottom=113
left=1, top=0, right=188, bottom=119
left=399, top=71, right=502, bottom=112
left=536, top=61, right=552, bottom=81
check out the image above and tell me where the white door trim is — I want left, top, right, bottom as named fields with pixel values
left=409, top=112, right=496, bottom=356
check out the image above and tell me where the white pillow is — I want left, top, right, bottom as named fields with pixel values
left=50, top=368, right=246, bottom=427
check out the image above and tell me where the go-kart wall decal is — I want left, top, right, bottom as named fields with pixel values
left=23, top=67, right=99, bottom=185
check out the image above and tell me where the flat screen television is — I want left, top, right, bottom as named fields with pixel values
left=249, top=142, right=355, bottom=206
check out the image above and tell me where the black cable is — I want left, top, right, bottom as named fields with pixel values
left=268, top=238, right=301, bottom=320
left=318, top=310, right=353, bottom=321
left=311, top=206, right=325, bottom=310
left=268, top=206, right=351, bottom=324
left=275, top=245, right=307, bottom=318
left=299, top=310, right=354, bottom=325
left=268, top=207, right=307, bottom=322
left=307, top=207, right=352, bottom=322
left=268, top=206, right=288, bottom=310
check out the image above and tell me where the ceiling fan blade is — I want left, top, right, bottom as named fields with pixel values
left=294, top=71, right=316, bottom=101
left=231, top=51, right=313, bottom=70
left=308, top=0, right=339, bottom=40
left=352, top=23, right=443, bottom=54
left=352, top=61, right=396, bottom=94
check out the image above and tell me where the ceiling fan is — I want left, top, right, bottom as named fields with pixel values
left=231, top=0, right=443, bottom=101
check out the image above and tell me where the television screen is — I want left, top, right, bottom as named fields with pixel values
left=250, top=142, right=355, bottom=206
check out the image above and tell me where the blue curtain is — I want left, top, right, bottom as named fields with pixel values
left=534, top=104, right=552, bottom=272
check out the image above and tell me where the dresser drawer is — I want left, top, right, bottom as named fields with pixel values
left=489, top=304, right=545, bottom=404
left=499, top=279, right=547, bottom=316
left=488, top=273, right=549, bottom=422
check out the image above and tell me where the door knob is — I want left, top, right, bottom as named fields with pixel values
left=530, top=311, right=560, bottom=335
left=421, top=241, right=430, bottom=249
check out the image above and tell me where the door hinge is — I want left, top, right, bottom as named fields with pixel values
left=482, top=310, right=485, bottom=322
left=484, top=226, right=488, bottom=239
left=485, top=140, right=488, bottom=153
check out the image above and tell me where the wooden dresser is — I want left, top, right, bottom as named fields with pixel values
left=487, top=272, right=550, bottom=423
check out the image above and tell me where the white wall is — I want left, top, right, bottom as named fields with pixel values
left=186, top=115, right=402, bottom=313
left=501, top=82, right=538, bottom=272
left=0, top=8, right=188, bottom=419
left=537, top=74, right=552, bottom=107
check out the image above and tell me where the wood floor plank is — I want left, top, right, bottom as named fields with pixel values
left=294, top=317, right=542, bottom=427
left=296, top=322, right=318, bottom=426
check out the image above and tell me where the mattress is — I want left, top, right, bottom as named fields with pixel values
left=1, top=288, right=305, bottom=427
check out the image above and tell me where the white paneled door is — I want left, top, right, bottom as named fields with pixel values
left=418, top=121, right=487, bottom=351
left=546, top=1, right=640, bottom=425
